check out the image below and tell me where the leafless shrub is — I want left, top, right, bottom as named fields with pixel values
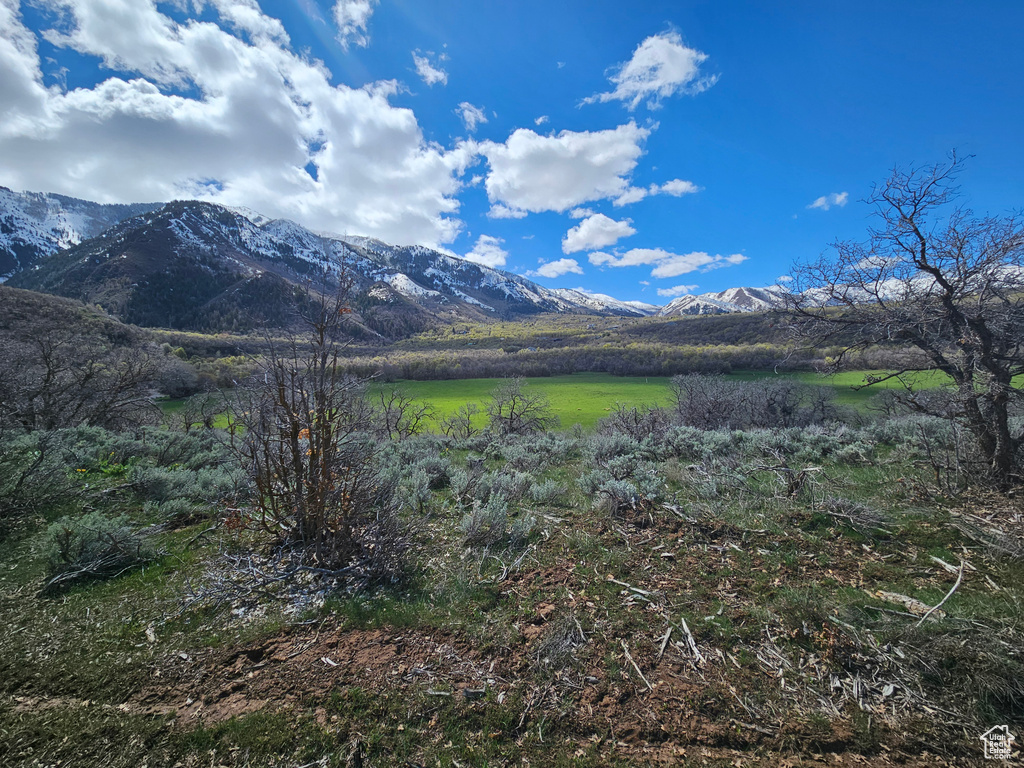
left=820, top=496, right=888, bottom=532
left=372, top=387, right=435, bottom=441
left=486, top=377, right=558, bottom=436
left=599, top=402, right=672, bottom=442
left=228, top=286, right=406, bottom=578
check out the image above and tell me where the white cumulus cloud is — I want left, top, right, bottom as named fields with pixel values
left=613, top=186, right=648, bottom=207
left=464, top=234, right=508, bottom=268
left=478, top=122, right=651, bottom=217
left=611, top=178, right=700, bottom=207
left=657, top=284, right=699, bottom=297
left=807, top=191, right=849, bottom=211
left=334, top=0, right=377, bottom=51
left=590, top=248, right=747, bottom=278
left=528, top=258, right=583, bottom=279
left=562, top=213, right=635, bottom=254
left=656, top=178, right=700, bottom=196
left=583, top=30, right=718, bottom=110
left=412, top=49, right=448, bottom=86
left=651, top=251, right=746, bottom=278
left=487, top=204, right=528, bottom=220
left=534, top=115, right=549, bottom=126
left=0, top=0, right=474, bottom=248
left=456, top=102, right=487, bottom=132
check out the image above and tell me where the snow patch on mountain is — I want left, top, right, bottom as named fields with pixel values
left=451, top=289, right=495, bottom=311
left=549, top=288, right=659, bottom=316
left=385, top=273, right=441, bottom=298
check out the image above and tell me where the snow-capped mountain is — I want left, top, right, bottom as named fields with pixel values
left=659, top=287, right=788, bottom=316
left=549, top=288, right=659, bottom=316
left=7, top=197, right=659, bottom=334
left=3, top=188, right=788, bottom=334
left=0, top=187, right=160, bottom=279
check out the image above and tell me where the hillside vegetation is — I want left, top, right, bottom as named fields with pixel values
left=2, top=283, right=1022, bottom=766
left=2, top=368, right=1022, bottom=766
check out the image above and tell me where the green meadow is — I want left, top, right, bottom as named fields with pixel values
left=160, top=370, right=954, bottom=431
left=375, top=369, right=951, bottom=430
left=373, top=372, right=673, bottom=431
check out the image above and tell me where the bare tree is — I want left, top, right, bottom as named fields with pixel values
left=0, top=288, right=161, bottom=432
left=789, top=154, right=1024, bottom=488
left=372, top=387, right=435, bottom=441
left=670, top=374, right=750, bottom=430
left=485, top=377, right=558, bottom=436
left=178, top=392, right=224, bottom=432
left=670, top=374, right=834, bottom=430
left=229, top=287, right=404, bottom=573
left=440, top=402, right=482, bottom=439
left=600, top=402, right=671, bottom=441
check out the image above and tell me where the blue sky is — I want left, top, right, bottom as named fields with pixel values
left=2, top=1, right=1022, bottom=303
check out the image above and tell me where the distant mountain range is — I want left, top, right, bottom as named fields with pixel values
left=659, top=286, right=788, bottom=316
left=0, top=187, right=788, bottom=336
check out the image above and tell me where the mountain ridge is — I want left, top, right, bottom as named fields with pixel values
left=2, top=190, right=788, bottom=335
left=658, top=286, right=788, bottom=316
left=0, top=186, right=161, bottom=279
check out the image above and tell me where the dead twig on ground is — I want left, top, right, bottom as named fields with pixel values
left=657, top=626, right=672, bottom=660
left=620, top=640, right=653, bottom=691
left=914, top=560, right=965, bottom=628
left=678, top=616, right=706, bottom=665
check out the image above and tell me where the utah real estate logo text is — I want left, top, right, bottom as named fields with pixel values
left=980, top=725, right=1016, bottom=761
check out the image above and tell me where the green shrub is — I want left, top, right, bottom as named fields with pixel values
left=398, top=468, right=433, bottom=514
left=460, top=495, right=508, bottom=547
left=410, top=455, right=452, bottom=490
left=42, top=512, right=152, bottom=590
left=0, top=431, right=76, bottom=529
left=530, top=479, right=567, bottom=506
left=449, top=467, right=480, bottom=503
left=156, top=497, right=205, bottom=523
left=129, top=464, right=243, bottom=504
left=509, top=513, right=535, bottom=550
left=486, top=470, right=534, bottom=503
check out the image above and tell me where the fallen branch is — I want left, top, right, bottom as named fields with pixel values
left=729, top=718, right=776, bottom=736
left=620, top=640, right=653, bottom=691
left=657, top=626, right=672, bottom=660
left=606, top=575, right=655, bottom=596
left=915, top=561, right=965, bottom=628
left=679, top=617, right=706, bottom=665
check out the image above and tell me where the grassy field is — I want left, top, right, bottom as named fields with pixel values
left=372, top=373, right=673, bottom=431
left=375, top=370, right=950, bottom=430
left=160, top=370, right=954, bottom=431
